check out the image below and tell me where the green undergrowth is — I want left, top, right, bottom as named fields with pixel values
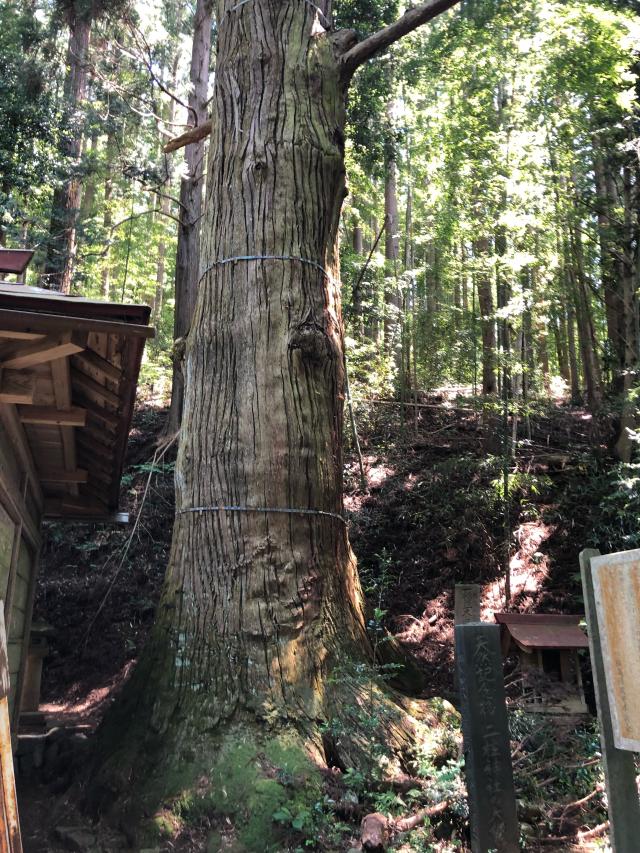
left=551, top=458, right=640, bottom=554
left=509, top=712, right=608, bottom=847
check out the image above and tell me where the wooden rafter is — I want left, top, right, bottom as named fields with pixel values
left=49, top=356, right=80, bottom=497
left=0, top=331, right=45, bottom=342
left=71, top=368, right=120, bottom=407
left=18, top=405, right=86, bottom=427
left=76, top=394, right=120, bottom=427
left=0, top=331, right=85, bottom=370
left=77, top=433, right=115, bottom=460
left=73, top=349, right=123, bottom=383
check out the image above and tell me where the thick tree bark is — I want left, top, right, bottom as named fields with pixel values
left=42, top=12, right=92, bottom=292
left=166, top=0, right=213, bottom=434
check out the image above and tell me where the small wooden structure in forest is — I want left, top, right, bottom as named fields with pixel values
left=495, top=612, right=589, bottom=714
left=0, top=261, right=153, bottom=732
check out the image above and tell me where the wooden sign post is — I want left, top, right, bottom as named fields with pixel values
left=454, top=584, right=481, bottom=699
left=455, top=622, right=519, bottom=853
left=580, top=549, right=640, bottom=853
left=0, top=601, right=22, bottom=852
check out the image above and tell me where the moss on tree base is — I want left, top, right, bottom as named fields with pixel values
left=86, top=686, right=460, bottom=852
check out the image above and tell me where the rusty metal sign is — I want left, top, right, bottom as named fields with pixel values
left=592, top=548, right=640, bottom=752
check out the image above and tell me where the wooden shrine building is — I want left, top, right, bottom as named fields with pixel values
left=0, top=258, right=153, bottom=730
left=495, top=612, right=589, bottom=715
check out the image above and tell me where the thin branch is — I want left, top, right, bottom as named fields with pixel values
left=127, top=24, right=196, bottom=123
left=340, top=0, right=461, bottom=79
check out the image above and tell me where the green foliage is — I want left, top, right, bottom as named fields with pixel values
left=555, top=459, right=640, bottom=553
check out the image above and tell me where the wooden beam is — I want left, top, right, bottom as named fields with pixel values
left=17, top=406, right=86, bottom=427
left=73, top=349, right=123, bottom=383
left=0, top=331, right=44, bottom=342
left=0, top=331, right=84, bottom=370
left=0, top=371, right=34, bottom=405
left=42, top=507, right=129, bottom=524
left=50, top=357, right=72, bottom=409
left=49, top=356, right=79, bottom=495
left=71, top=368, right=120, bottom=408
left=0, top=308, right=154, bottom=340
left=44, top=495, right=109, bottom=516
left=39, top=469, right=88, bottom=484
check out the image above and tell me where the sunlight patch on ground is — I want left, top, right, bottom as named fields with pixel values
left=39, top=660, right=136, bottom=728
left=482, top=519, right=556, bottom=617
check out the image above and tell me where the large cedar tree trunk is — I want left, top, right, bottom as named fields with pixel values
left=89, top=0, right=460, bottom=838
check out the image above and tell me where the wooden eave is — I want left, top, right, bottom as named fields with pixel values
left=0, top=249, right=34, bottom=275
left=0, top=283, right=154, bottom=523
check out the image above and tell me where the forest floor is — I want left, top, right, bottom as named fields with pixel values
left=18, top=390, right=619, bottom=852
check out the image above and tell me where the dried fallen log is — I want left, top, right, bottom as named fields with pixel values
left=539, top=819, right=610, bottom=845
left=361, top=800, right=449, bottom=850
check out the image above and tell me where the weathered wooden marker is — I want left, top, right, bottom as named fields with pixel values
left=453, top=584, right=481, bottom=699
left=0, top=602, right=22, bottom=852
left=455, top=622, right=519, bottom=853
left=454, top=584, right=481, bottom=625
left=580, top=548, right=640, bottom=853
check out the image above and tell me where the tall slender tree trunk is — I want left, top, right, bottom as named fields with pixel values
left=568, top=222, right=602, bottom=409
left=615, top=159, right=639, bottom=460
left=473, top=236, right=496, bottom=395
left=101, top=130, right=117, bottom=299
left=567, top=306, right=581, bottom=404
left=353, top=219, right=364, bottom=255
left=166, top=0, right=213, bottom=433
left=553, top=310, right=570, bottom=385
left=461, top=241, right=469, bottom=312
left=42, top=11, right=92, bottom=292
left=384, top=151, right=401, bottom=364
left=152, top=70, right=179, bottom=326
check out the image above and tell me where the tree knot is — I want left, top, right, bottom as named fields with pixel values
left=289, top=322, right=334, bottom=364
